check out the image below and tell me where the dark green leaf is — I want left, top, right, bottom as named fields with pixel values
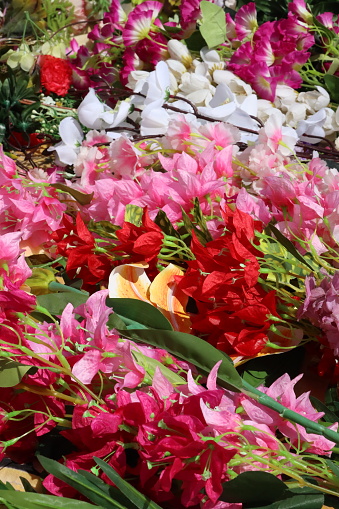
left=247, top=493, right=324, bottom=509
left=221, top=472, right=287, bottom=504
left=181, top=208, right=209, bottom=245
left=323, top=494, right=339, bottom=509
left=324, top=458, right=339, bottom=478
left=192, top=198, right=213, bottom=242
left=106, top=298, right=173, bottom=331
left=37, top=455, right=127, bottom=509
left=19, top=477, right=38, bottom=493
left=324, top=74, right=339, bottom=103
left=0, top=359, right=37, bottom=388
left=50, top=183, right=94, bottom=206
left=310, top=396, right=338, bottom=423
left=324, top=160, right=339, bottom=172
left=185, top=30, right=207, bottom=51
left=266, top=224, right=314, bottom=271
left=78, top=470, right=135, bottom=509
left=117, top=328, right=243, bottom=392
left=0, top=491, right=102, bottom=509
left=154, top=210, right=181, bottom=239
left=312, top=3, right=339, bottom=16
left=94, top=458, right=162, bottom=509
left=36, top=292, right=88, bottom=316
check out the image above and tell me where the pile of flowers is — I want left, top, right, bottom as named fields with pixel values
left=2, top=0, right=339, bottom=508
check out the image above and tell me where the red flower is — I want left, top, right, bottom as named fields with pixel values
left=52, top=214, right=112, bottom=289
left=39, top=55, right=72, bottom=96
left=176, top=208, right=281, bottom=357
left=112, top=208, right=163, bottom=265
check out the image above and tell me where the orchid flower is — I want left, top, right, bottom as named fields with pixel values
left=48, top=117, right=84, bottom=166
left=77, top=88, right=130, bottom=130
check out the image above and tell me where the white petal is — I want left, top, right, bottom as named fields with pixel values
left=59, top=117, right=84, bottom=146
left=77, top=88, right=105, bottom=129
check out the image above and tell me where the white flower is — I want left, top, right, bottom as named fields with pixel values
left=274, top=85, right=298, bottom=112
left=296, top=109, right=327, bottom=142
left=297, top=86, right=330, bottom=113
left=143, top=61, right=171, bottom=107
left=77, top=88, right=130, bottom=130
left=167, top=40, right=192, bottom=68
left=178, top=72, right=215, bottom=106
left=200, top=47, right=224, bottom=73
left=140, top=102, right=170, bottom=136
left=213, top=69, right=253, bottom=96
left=48, top=117, right=84, bottom=166
left=257, top=102, right=285, bottom=124
left=198, top=83, right=258, bottom=141
left=285, top=102, right=307, bottom=127
left=198, top=83, right=237, bottom=119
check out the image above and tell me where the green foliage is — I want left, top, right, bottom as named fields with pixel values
left=37, top=455, right=158, bottom=509
left=94, top=458, right=162, bottom=509
left=0, top=67, right=40, bottom=147
left=0, top=359, right=37, bottom=388
left=235, top=0, right=339, bottom=23
left=199, top=0, right=227, bottom=48
left=106, top=297, right=174, bottom=331
left=43, top=0, right=75, bottom=38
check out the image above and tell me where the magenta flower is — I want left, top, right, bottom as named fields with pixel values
left=297, top=271, right=339, bottom=356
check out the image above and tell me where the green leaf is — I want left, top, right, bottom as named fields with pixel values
left=124, top=205, right=143, bottom=226
left=248, top=492, right=324, bottom=509
left=37, top=455, right=127, bottom=509
left=0, top=491, right=102, bottom=509
left=312, top=3, right=339, bottom=17
left=310, top=396, right=338, bottom=423
left=94, top=458, right=162, bottom=509
left=36, top=292, right=88, bottom=316
left=181, top=208, right=209, bottom=246
left=49, top=183, right=94, bottom=206
left=185, top=29, right=207, bottom=51
left=221, top=471, right=287, bottom=504
left=266, top=224, right=314, bottom=271
left=324, top=458, right=339, bottom=478
left=117, top=328, right=243, bottom=392
left=131, top=350, right=186, bottom=385
left=324, top=74, right=339, bottom=103
left=199, top=0, right=226, bottom=48
left=0, top=359, right=37, bottom=388
left=77, top=470, right=135, bottom=509
left=106, top=298, right=173, bottom=331
left=192, top=198, right=213, bottom=242
left=154, top=210, right=181, bottom=239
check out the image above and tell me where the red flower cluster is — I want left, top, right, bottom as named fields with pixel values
left=176, top=208, right=280, bottom=357
left=39, top=55, right=72, bottom=96
left=52, top=213, right=112, bottom=289
left=112, top=208, right=164, bottom=267
left=44, top=386, right=237, bottom=507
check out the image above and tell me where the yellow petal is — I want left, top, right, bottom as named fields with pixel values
left=149, top=264, right=191, bottom=333
left=108, top=263, right=151, bottom=301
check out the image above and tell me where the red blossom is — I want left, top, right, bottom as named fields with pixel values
left=112, top=208, right=163, bottom=265
left=39, top=55, right=73, bottom=96
left=176, top=208, right=281, bottom=357
left=52, top=213, right=112, bottom=289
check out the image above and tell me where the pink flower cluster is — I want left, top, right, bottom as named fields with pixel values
left=0, top=146, right=65, bottom=255
left=226, top=2, right=314, bottom=100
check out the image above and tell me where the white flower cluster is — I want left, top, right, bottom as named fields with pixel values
left=128, top=40, right=339, bottom=146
